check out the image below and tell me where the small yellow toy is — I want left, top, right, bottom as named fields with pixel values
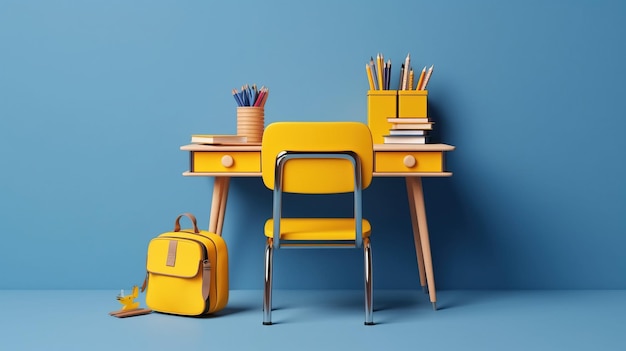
left=109, top=285, right=152, bottom=318
left=117, top=286, right=140, bottom=311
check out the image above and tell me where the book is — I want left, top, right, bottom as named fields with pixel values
left=387, top=117, right=430, bottom=123
left=389, top=129, right=426, bottom=136
left=383, top=135, right=428, bottom=144
left=390, top=123, right=433, bottom=130
left=191, top=134, right=247, bottom=144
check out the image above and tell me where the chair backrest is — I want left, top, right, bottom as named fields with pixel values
left=261, top=122, right=373, bottom=194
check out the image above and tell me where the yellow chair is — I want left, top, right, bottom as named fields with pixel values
left=261, top=121, right=375, bottom=325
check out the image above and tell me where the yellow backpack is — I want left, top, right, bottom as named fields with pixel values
left=142, top=213, right=228, bottom=315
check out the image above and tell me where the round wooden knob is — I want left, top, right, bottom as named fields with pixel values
left=403, top=155, right=416, bottom=168
left=221, top=155, right=234, bottom=168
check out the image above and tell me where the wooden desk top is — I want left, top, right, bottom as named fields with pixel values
left=180, top=143, right=455, bottom=152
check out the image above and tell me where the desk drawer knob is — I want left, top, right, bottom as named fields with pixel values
left=403, top=155, right=416, bottom=168
left=221, top=155, right=234, bottom=168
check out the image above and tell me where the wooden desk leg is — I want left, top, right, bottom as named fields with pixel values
left=216, top=177, right=230, bottom=235
left=407, top=177, right=437, bottom=310
left=209, top=176, right=230, bottom=236
left=406, top=178, right=427, bottom=294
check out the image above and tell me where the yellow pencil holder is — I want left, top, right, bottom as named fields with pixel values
left=367, top=90, right=429, bottom=143
left=367, top=90, right=397, bottom=144
left=237, top=107, right=264, bottom=144
left=398, top=90, right=428, bottom=118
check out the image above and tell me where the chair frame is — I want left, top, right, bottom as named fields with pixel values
left=263, top=150, right=374, bottom=325
left=271, top=150, right=363, bottom=249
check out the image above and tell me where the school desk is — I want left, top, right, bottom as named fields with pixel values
left=180, top=142, right=454, bottom=309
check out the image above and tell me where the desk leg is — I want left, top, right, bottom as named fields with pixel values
left=209, top=176, right=230, bottom=236
left=407, top=177, right=437, bottom=310
left=406, top=178, right=427, bottom=294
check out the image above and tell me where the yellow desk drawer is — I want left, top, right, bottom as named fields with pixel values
left=191, top=151, right=261, bottom=173
left=375, top=151, right=443, bottom=173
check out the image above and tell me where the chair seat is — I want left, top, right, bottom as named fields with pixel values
left=264, top=218, right=371, bottom=241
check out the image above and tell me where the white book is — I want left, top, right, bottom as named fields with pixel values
left=389, top=129, right=426, bottom=136
left=383, top=135, right=427, bottom=144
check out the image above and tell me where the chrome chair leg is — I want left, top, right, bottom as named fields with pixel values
left=263, top=238, right=274, bottom=325
left=364, top=238, right=374, bottom=325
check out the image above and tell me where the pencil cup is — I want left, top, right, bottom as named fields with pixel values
left=237, top=107, right=265, bottom=144
left=367, top=90, right=398, bottom=144
left=398, top=90, right=428, bottom=118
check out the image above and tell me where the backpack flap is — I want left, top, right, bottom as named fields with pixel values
left=147, top=238, right=204, bottom=278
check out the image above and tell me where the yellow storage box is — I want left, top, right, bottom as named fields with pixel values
left=398, top=90, right=428, bottom=118
left=367, top=90, right=397, bottom=144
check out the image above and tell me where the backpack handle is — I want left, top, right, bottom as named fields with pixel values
left=174, top=213, right=200, bottom=233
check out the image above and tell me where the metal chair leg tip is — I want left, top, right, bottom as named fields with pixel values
left=364, top=322, right=375, bottom=326
left=263, top=322, right=273, bottom=326
left=432, top=302, right=437, bottom=310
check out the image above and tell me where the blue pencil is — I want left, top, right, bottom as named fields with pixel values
left=232, top=89, right=243, bottom=106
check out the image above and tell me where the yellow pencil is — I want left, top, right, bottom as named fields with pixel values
left=408, top=69, right=414, bottom=90
left=416, top=66, right=426, bottom=90
left=366, top=64, right=375, bottom=90
left=376, top=53, right=384, bottom=90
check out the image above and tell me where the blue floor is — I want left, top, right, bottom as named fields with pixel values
left=2, top=290, right=625, bottom=350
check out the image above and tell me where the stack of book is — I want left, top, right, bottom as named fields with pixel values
left=383, top=117, right=433, bottom=144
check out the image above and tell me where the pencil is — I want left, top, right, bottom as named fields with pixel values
left=385, top=59, right=391, bottom=89
left=369, top=57, right=378, bottom=91
left=260, top=88, right=269, bottom=107
left=255, top=86, right=268, bottom=107
left=421, top=65, right=434, bottom=90
left=416, top=66, right=426, bottom=90
left=366, top=64, right=375, bottom=90
left=253, top=90, right=263, bottom=107
left=402, top=53, right=410, bottom=90
left=232, top=89, right=243, bottom=106
left=376, top=53, right=384, bottom=90
left=398, top=63, right=405, bottom=90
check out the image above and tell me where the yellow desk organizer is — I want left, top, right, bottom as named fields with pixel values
left=398, top=90, right=428, bottom=118
left=367, top=90, right=428, bottom=144
left=367, top=90, right=396, bottom=144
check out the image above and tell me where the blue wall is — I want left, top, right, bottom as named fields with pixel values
left=1, top=0, right=624, bottom=290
